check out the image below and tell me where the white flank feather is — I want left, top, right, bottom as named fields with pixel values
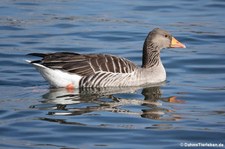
left=26, top=60, right=82, bottom=88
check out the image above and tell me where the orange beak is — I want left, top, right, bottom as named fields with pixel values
left=170, top=37, right=186, bottom=48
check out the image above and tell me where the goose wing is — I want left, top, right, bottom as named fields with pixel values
left=28, top=52, right=137, bottom=76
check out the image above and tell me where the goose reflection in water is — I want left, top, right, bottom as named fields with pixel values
left=31, top=85, right=184, bottom=122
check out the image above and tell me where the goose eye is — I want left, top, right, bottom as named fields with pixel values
left=164, top=34, right=168, bottom=38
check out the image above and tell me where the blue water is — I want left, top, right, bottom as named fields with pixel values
left=1, top=0, right=225, bottom=148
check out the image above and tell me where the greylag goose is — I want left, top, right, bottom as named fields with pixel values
left=27, top=28, right=186, bottom=89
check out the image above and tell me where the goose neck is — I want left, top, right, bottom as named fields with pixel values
left=142, top=42, right=161, bottom=68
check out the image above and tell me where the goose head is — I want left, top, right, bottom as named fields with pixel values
left=146, top=28, right=186, bottom=50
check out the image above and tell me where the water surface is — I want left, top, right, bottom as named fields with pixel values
left=0, top=0, right=225, bottom=148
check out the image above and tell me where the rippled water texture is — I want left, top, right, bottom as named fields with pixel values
left=1, top=0, right=225, bottom=148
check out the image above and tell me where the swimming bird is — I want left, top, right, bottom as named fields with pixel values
left=27, top=28, right=186, bottom=89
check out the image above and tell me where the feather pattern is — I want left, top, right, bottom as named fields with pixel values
left=28, top=52, right=139, bottom=87
left=29, top=52, right=137, bottom=76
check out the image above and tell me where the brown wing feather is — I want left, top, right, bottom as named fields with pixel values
left=29, top=52, right=137, bottom=76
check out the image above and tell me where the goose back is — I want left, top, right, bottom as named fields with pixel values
left=29, top=52, right=138, bottom=76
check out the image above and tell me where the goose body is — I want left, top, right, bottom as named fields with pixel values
left=27, top=28, right=185, bottom=89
